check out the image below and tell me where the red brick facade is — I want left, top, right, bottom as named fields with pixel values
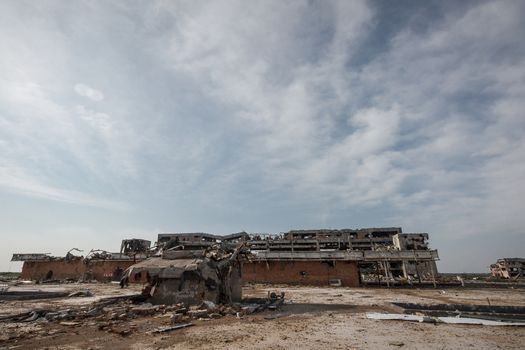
left=241, top=260, right=360, bottom=287
left=22, top=259, right=361, bottom=287
left=21, top=260, right=137, bottom=282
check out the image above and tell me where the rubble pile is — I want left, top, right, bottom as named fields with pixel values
left=122, top=243, right=249, bottom=306
left=0, top=289, right=286, bottom=338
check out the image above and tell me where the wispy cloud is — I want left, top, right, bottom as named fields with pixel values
left=0, top=0, right=523, bottom=271
left=150, top=1, right=525, bottom=269
left=0, top=166, right=128, bottom=210
left=74, top=83, right=104, bottom=101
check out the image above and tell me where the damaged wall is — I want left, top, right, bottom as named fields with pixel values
left=242, top=260, right=360, bottom=287
left=490, top=258, right=525, bottom=278
left=14, top=227, right=439, bottom=287
left=21, top=260, right=84, bottom=281
left=21, top=260, right=136, bottom=282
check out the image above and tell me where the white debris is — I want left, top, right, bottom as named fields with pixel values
left=366, top=312, right=525, bottom=326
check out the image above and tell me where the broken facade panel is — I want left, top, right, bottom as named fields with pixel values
left=393, top=233, right=430, bottom=250
left=157, top=232, right=219, bottom=246
left=120, top=239, right=152, bottom=256
left=490, top=258, right=525, bottom=279
left=11, top=253, right=54, bottom=262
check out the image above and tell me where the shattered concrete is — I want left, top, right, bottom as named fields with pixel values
left=490, top=258, right=525, bottom=279
left=121, top=244, right=247, bottom=305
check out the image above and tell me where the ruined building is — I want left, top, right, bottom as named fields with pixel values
left=157, top=227, right=439, bottom=287
left=490, top=258, right=525, bottom=279
left=12, top=227, right=439, bottom=287
left=122, top=244, right=245, bottom=305
left=12, top=240, right=152, bottom=282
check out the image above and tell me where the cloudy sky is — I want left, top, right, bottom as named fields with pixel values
left=1, top=0, right=524, bottom=272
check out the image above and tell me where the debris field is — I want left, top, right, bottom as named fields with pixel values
left=1, top=283, right=525, bottom=349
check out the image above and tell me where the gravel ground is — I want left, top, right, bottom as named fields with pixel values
left=1, top=283, right=524, bottom=349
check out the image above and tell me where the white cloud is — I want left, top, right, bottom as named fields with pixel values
left=0, top=166, right=128, bottom=210
left=154, top=1, right=525, bottom=244
left=75, top=105, right=112, bottom=135
left=74, top=83, right=104, bottom=101
left=0, top=0, right=524, bottom=272
left=158, top=0, right=377, bottom=195
left=0, top=79, right=140, bottom=208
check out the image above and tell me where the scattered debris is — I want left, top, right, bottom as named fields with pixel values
left=366, top=313, right=436, bottom=323
left=0, top=282, right=524, bottom=349
left=388, top=341, right=405, bottom=347
left=0, top=288, right=69, bottom=301
left=68, top=289, right=93, bottom=297
left=267, top=291, right=285, bottom=310
left=392, top=302, right=525, bottom=321
left=264, top=313, right=289, bottom=320
left=0, top=288, right=283, bottom=331
left=94, top=293, right=147, bottom=307
left=329, top=279, right=342, bottom=287
left=152, top=323, right=194, bottom=333
left=366, top=312, right=525, bottom=326
left=170, top=313, right=184, bottom=323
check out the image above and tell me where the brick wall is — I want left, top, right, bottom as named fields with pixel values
left=22, top=259, right=361, bottom=287
left=84, top=261, right=136, bottom=281
left=21, top=260, right=137, bottom=282
left=242, top=260, right=360, bottom=287
left=21, top=260, right=84, bottom=281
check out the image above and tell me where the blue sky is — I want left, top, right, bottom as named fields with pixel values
left=1, top=0, right=524, bottom=272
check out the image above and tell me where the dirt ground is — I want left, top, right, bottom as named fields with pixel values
left=1, top=283, right=524, bottom=349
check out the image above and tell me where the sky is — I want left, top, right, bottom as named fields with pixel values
left=0, top=0, right=524, bottom=273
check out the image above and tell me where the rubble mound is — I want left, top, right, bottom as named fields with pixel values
left=121, top=244, right=248, bottom=305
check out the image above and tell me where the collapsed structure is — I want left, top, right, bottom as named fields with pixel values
left=11, top=241, right=152, bottom=282
left=160, top=228, right=439, bottom=287
left=12, top=227, right=439, bottom=288
left=490, top=258, right=525, bottom=279
left=264, top=229, right=438, bottom=286
left=122, top=244, right=245, bottom=305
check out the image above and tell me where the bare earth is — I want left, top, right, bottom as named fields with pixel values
left=1, top=283, right=524, bottom=349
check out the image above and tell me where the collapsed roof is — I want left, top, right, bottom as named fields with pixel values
left=123, top=244, right=247, bottom=305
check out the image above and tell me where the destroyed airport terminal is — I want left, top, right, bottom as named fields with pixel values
left=12, top=227, right=441, bottom=290
left=3, top=226, right=525, bottom=349
left=490, top=258, right=525, bottom=279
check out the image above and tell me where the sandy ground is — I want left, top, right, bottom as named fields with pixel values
left=1, top=283, right=524, bottom=349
